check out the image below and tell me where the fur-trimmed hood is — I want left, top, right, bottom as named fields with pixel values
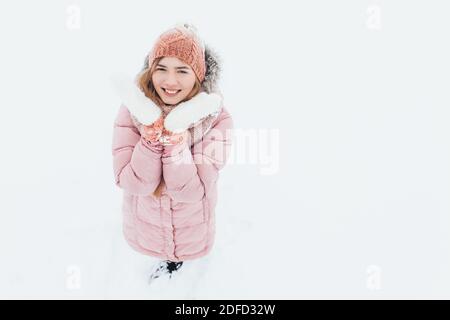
left=111, top=44, right=224, bottom=135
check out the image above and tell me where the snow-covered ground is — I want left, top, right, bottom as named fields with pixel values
left=1, top=1, right=450, bottom=299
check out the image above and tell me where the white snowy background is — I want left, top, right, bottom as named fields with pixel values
left=0, top=0, right=449, bottom=299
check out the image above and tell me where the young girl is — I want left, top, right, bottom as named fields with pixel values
left=111, top=23, right=233, bottom=282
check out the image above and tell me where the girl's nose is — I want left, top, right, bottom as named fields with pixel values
left=163, top=72, right=180, bottom=85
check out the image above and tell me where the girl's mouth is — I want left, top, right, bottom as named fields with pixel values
left=162, top=88, right=181, bottom=97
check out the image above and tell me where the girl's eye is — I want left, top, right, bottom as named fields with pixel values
left=156, top=68, right=187, bottom=74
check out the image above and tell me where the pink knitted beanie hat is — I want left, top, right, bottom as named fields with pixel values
left=147, top=23, right=206, bottom=82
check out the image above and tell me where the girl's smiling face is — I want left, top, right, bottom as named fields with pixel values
left=152, top=57, right=197, bottom=105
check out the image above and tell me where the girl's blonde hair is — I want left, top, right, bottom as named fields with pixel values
left=137, top=56, right=202, bottom=198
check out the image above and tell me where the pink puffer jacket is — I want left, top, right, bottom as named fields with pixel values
left=112, top=104, right=233, bottom=262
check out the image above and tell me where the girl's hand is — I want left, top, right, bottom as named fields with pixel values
left=160, top=129, right=190, bottom=146
left=142, top=116, right=164, bottom=143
